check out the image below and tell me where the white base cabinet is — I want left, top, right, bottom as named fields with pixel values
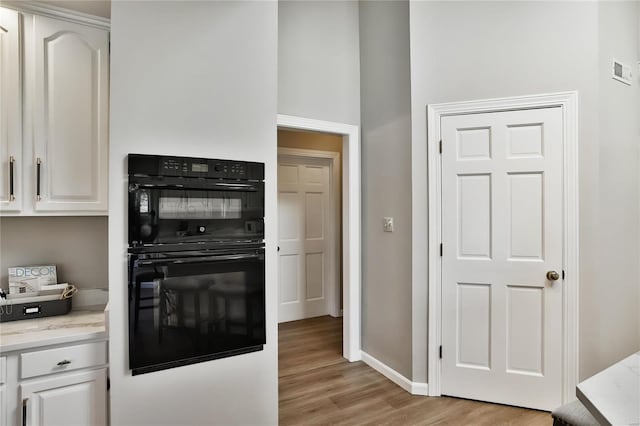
left=0, top=385, right=7, bottom=426
left=1, top=356, right=7, bottom=426
left=21, top=369, right=107, bottom=426
left=2, top=340, right=108, bottom=426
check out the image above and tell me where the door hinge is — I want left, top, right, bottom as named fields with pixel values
left=439, top=243, right=443, bottom=257
left=439, top=140, right=442, bottom=154
left=439, top=345, right=443, bottom=359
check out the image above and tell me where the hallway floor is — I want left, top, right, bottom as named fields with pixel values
left=278, top=316, right=552, bottom=425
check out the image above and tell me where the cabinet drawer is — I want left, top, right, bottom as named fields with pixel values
left=0, top=357, right=5, bottom=384
left=21, top=341, right=107, bottom=379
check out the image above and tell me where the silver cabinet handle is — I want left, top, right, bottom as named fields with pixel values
left=9, top=155, right=15, bottom=201
left=36, top=157, right=41, bottom=201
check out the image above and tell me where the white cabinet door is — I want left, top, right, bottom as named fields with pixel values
left=32, top=15, right=108, bottom=212
left=0, top=7, right=22, bottom=212
left=0, top=385, right=6, bottom=426
left=21, top=368, right=107, bottom=426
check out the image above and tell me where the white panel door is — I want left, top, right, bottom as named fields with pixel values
left=32, top=15, right=109, bottom=212
left=0, top=7, right=22, bottom=212
left=441, top=107, right=563, bottom=411
left=278, top=159, right=333, bottom=322
left=21, top=368, right=107, bottom=426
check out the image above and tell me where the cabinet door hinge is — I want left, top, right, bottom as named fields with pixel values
left=439, top=140, right=442, bottom=154
left=439, top=345, right=443, bottom=359
left=439, top=243, right=443, bottom=257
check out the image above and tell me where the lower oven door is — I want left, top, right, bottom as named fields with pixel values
left=128, top=249, right=265, bottom=375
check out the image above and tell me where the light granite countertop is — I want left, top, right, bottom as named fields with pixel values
left=0, top=305, right=107, bottom=353
left=577, top=351, right=640, bottom=426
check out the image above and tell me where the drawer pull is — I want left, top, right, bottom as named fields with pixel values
left=56, top=359, right=71, bottom=366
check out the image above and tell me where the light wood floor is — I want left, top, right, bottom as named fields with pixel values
left=279, top=316, right=552, bottom=425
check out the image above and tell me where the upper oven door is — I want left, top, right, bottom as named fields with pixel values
left=129, top=179, right=264, bottom=246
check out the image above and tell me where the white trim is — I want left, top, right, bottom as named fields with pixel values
left=361, top=351, right=429, bottom=396
left=1, top=1, right=110, bottom=30
left=277, top=147, right=342, bottom=318
left=425, top=91, right=579, bottom=403
left=277, top=114, right=361, bottom=362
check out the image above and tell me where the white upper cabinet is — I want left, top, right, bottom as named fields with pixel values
left=0, top=8, right=22, bottom=212
left=32, top=15, right=109, bottom=212
left=0, top=5, right=109, bottom=216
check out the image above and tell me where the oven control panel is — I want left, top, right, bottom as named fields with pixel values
left=129, top=154, right=264, bottom=181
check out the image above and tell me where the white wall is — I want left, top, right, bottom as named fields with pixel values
left=410, top=0, right=640, bottom=382
left=278, top=0, right=360, bottom=125
left=359, top=0, right=413, bottom=379
left=108, top=2, right=278, bottom=425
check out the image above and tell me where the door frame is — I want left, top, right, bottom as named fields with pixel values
left=277, top=147, right=342, bottom=319
left=277, top=114, right=361, bottom=362
left=426, top=92, right=579, bottom=403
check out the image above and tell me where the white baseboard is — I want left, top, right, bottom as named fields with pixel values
left=361, top=351, right=428, bottom=396
left=411, top=382, right=429, bottom=396
left=329, top=309, right=343, bottom=318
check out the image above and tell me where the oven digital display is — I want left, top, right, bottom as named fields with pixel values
left=192, top=163, right=209, bottom=173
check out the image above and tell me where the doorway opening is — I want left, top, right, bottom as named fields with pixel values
left=276, top=114, right=361, bottom=362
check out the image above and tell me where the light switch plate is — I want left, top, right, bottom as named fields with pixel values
left=612, top=58, right=632, bottom=85
left=383, top=217, right=394, bottom=232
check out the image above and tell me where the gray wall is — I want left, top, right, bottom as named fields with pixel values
left=0, top=217, right=108, bottom=291
left=410, top=0, right=640, bottom=381
left=359, top=0, right=413, bottom=379
left=587, top=0, right=640, bottom=375
left=278, top=0, right=361, bottom=125
left=108, top=1, right=278, bottom=425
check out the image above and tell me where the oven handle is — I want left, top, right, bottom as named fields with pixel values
left=213, top=183, right=255, bottom=189
left=137, top=253, right=263, bottom=266
left=135, top=182, right=260, bottom=191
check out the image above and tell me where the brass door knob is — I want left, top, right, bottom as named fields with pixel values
left=546, top=271, right=560, bottom=281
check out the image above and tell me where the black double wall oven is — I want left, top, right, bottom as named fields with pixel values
left=127, top=154, right=265, bottom=375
